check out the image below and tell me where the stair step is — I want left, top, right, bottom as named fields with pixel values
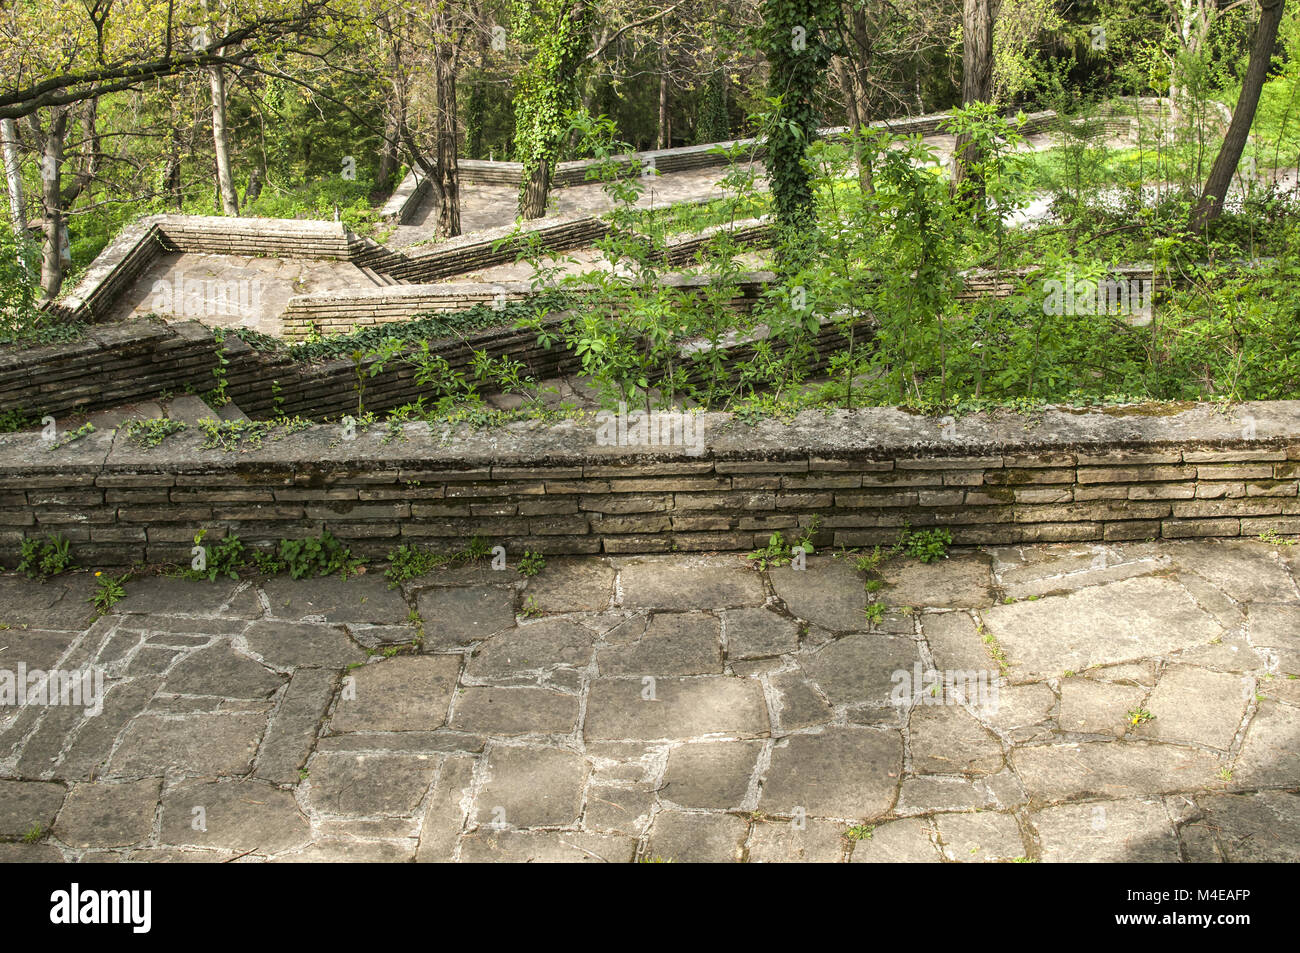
left=163, top=394, right=221, bottom=425
left=218, top=401, right=251, bottom=423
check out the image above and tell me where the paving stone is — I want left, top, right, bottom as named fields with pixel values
left=0, top=628, right=81, bottom=672
left=449, top=686, right=579, bottom=736
left=1175, top=570, right=1247, bottom=630
left=0, top=780, right=66, bottom=838
left=0, top=842, right=65, bottom=862
left=254, top=668, right=336, bottom=784
left=769, top=557, right=868, bottom=630
left=1170, top=636, right=1262, bottom=677
left=277, top=839, right=416, bottom=862
left=1182, top=790, right=1300, bottom=862
left=1232, top=700, right=1300, bottom=788
left=1001, top=554, right=1169, bottom=601
left=584, top=676, right=768, bottom=741
left=644, top=811, right=747, bottom=862
left=921, top=611, right=1001, bottom=676
left=520, top=558, right=615, bottom=612
left=125, top=646, right=180, bottom=675
left=800, top=633, right=919, bottom=707
left=935, top=811, right=1025, bottom=862
left=57, top=676, right=164, bottom=779
left=1134, top=665, right=1247, bottom=749
left=1034, top=798, right=1180, bottom=862
left=1166, top=539, right=1299, bottom=604
left=416, top=585, right=517, bottom=648
left=1013, top=741, right=1221, bottom=802
left=14, top=699, right=87, bottom=777
left=980, top=576, right=1225, bottom=678
left=747, top=816, right=846, bottom=862
left=879, top=553, right=996, bottom=608
left=1057, top=677, right=1145, bottom=737
left=897, top=776, right=993, bottom=814
left=978, top=682, right=1056, bottom=743
left=596, top=612, right=721, bottom=676
left=474, top=746, right=587, bottom=828
left=314, top=731, right=484, bottom=755
left=770, top=669, right=835, bottom=731
left=909, top=706, right=1005, bottom=775
left=262, top=574, right=411, bottom=624
left=0, top=574, right=99, bottom=629
left=54, top=778, right=161, bottom=848
left=331, top=656, right=460, bottom=732
left=847, top=817, right=941, bottom=862
left=618, top=558, right=765, bottom=610
left=465, top=618, right=594, bottom=679
left=583, top=785, right=656, bottom=835
left=1248, top=604, right=1300, bottom=674
left=722, top=607, right=800, bottom=659
left=458, top=829, right=636, bottom=863
left=163, top=643, right=283, bottom=699
left=108, top=712, right=266, bottom=778
left=308, top=751, right=438, bottom=815
left=160, top=780, right=310, bottom=853
left=115, top=577, right=242, bottom=616
left=661, top=740, right=762, bottom=809
left=760, top=726, right=901, bottom=818
left=415, top=756, right=475, bottom=862
left=242, top=621, right=366, bottom=669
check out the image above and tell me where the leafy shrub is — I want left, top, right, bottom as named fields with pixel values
left=17, top=534, right=74, bottom=578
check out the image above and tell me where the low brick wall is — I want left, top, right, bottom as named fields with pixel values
left=3, top=402, right=1296, bottom=568
left=279, top=273, right=773, bottom=342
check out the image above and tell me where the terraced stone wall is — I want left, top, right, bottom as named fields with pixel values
left=3, top=402, right=1296, bottom=568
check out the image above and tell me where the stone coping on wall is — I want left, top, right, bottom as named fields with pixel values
left=3, top=400, right=1297, bottom=567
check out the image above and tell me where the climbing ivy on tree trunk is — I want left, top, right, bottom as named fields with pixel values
left=758, top=0, right=838, bottom=236
left=512, top=0, right=593, bottom=220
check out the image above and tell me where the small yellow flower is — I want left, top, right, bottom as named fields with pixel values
left=94, top=571, right=101, bottom=577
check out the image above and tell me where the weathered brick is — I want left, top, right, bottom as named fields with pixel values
left=1196, top=464, right=1274, bottom=481
left=1162, top=518, right=1240, bottom=538
left=1076, top=466, right=1195, bottom=484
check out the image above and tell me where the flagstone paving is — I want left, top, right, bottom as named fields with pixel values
left=0, top=538, right=1297, bottom=863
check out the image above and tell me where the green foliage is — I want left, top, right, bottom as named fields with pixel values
left=517, top=550, right=546, bottom=577
left=746, top=519, right=819, bottom=570
left=90, top=573, right=129, bottom=614
left=17, top=533, right=74, bottom=578
left=0, top=221, right=41, bottom=340
left=899, top=528, right=953, bottom=564
left=277, top=531, right=362, bottom=579
left=47, top=423, right=95, bottom=451
left=511, top=0, right=594, bottom=213
left=124, top=418, right=188, bottom=448
left=756, top=0, right=839, bottom=233
left=384, top=535, right=492, bottom=588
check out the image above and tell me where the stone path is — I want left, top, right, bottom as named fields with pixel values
left=1, top=537, right=1296, bottom=863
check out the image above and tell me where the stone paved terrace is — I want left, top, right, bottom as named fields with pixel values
left=1, top=538, right=1297, bottom=863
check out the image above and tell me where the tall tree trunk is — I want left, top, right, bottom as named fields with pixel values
left=521, top=161, right=550, bottom=220
left=0, top=118, right=25, bottom=231
left=378, top=100, right=402, bottom=188
left=208, top=61, right=240, bottom=215
left=1191, top=0, right=1286, bottom=229
left=953, top=0, right=999, bottom=194
left=657, top=19, right=671, bottom=150
left=435, top=34, right=462, bottom=237
left=30, top=108, right=70, bottom=302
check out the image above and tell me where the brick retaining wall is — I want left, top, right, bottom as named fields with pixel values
left=3, top=401, right=1296, bottom=567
